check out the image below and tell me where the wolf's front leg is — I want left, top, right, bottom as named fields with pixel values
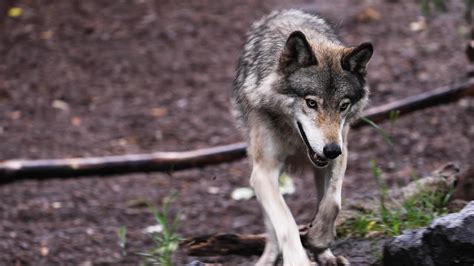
left=308, top=151, right=349, bottom=266
left=255, top=214, right=280, bottom=266
left=251, top=162, right=310, bottom=266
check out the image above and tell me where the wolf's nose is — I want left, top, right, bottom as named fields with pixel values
left=323, top=143, right=342, bottom=159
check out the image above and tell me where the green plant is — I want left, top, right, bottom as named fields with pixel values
left=337, top=213, right=378, bottom=237
left=139, top=195, right=180, bottom=266
left=338, top=160, right=454, bottom=238
left=118, top=226, right=127, bottom=256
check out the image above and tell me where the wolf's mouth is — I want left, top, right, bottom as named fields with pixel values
left=296, top=122, right=329, bottom=168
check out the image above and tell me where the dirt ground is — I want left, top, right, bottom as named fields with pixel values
left=0, top=0, right=473, bottom=265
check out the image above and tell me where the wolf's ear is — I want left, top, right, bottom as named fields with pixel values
left=341, top=42, right=373, bottom=75
left=279, top=31, right=317, bottom=74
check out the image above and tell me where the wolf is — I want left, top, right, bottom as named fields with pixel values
left=231, top=10, right=373, bottom=266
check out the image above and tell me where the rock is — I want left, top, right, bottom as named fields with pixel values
left=383, top=201, right=474, bottom=266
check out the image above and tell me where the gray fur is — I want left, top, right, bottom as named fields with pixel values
left=230, top=9, right=373, bottom=265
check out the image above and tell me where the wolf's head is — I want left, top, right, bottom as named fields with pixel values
left=275, top=31, right=373, bottom=168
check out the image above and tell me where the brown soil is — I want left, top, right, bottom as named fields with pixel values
left=0, top=0, right=472, bottom=265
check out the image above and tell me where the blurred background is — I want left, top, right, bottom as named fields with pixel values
left=0, top=0, right=473, bottom=265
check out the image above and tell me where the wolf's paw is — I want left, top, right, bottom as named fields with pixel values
left=316, top=249, right=350, bottom=266
left=307, top=223, right=334, bottom=251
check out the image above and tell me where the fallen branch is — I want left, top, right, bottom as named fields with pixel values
left=180, top=233, right=266, bottom=257
left=1, top=78, right=473, bottom=183
left=181, top=226, right=311, bottom=257
left=0, top=143, right=247, bottom=184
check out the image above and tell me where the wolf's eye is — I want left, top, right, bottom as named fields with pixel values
left=306, top=99, right=317, bottom=109
left=340, top=102, right=350, bottom=112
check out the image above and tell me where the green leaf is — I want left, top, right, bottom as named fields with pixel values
left=7, top=7, right=23, bottom=18
left=118, top=226, right=127, bottom=256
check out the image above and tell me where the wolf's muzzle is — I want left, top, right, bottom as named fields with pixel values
left=296, top=122, right=329, bottom=167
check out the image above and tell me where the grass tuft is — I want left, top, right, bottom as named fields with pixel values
left=118, top=226, right=127, bottom=256
left=338, top=160, right=454, bottom=237
left=139, top=194, right=180, bottom=266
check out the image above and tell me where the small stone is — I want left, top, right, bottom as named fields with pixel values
left=231, top=187, right=254, bottom=201
left=40, top=245, right=49, bottom=256
left=40, top=30, right=54, bottom=40
left=52, top=99, right=70, bottom=111
left=207, top=186, right=220, bottom=194
left=150, top=107, right=168, bottom=117
left=71, top=116, right=82, bottom=126
left=410, top=18, right=427, bottom=32
left=143, top=224, right=163, bottom=234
